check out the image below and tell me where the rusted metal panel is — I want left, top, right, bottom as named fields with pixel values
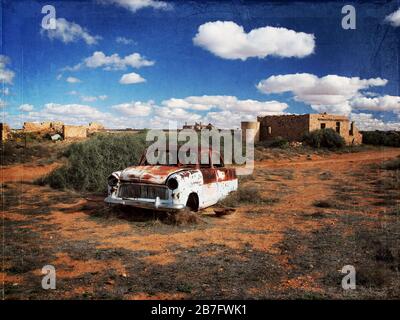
left=105, top=148, right=238, bottom=211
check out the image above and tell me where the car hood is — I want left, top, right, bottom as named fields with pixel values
left=119, top=166, right=185, bottom=184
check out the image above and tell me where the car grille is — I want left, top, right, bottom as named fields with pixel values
left=118, top=183, right=169, bottom=200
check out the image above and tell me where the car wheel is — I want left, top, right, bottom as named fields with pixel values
left=186, top=193, right=199, bottom=212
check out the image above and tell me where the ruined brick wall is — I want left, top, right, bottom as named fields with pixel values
left=63, top=125, right=87, bottom=139
left=309, top=114, right=362, bottom=145
left=257, top=114, right=310, bottom=141
left=50, top=121, right=64, bottom=132
left=1, top=123, right=11, bottom=141
left=23, top=122, right=52, bottom=132
left=23, top=121, right=64, bottom=133
left=87, top=122, right=105, bottom=133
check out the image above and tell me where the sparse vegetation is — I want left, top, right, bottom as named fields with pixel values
left=0, top=140, right=59, bottom=165
left=302, top=128, right=345, bottom=149
left=256, top=136, right=289, bottom=149
left=38, top=132, right=148, bottom=192
left=380, top=156, right=400, bottom=170
left=362, top=130, right=400, bottom=147
left=219, top=185, right=279, bottom=207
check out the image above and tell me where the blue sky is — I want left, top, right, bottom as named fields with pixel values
left=1, top=0, right=400, bottom=129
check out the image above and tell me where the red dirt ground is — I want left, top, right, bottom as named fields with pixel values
left=2, top=148, right=400, bottom=299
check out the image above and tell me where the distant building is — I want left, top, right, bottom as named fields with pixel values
left=241, top=113, right=362, bottom=145
left=1, top=123, right=11, bottom=141
left=182, top=122, right=215, bottom=131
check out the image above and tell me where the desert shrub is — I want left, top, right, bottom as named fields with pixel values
left=302, top=128, right=345, bottom=149
left=362, top=131, right=400, bottom=147
left=313, top=200, right=334, bottom=208
left=0, top=141, right=53, bottom=165
left=41, top=132, right=147, bottom=192
left=220, top=185, right=279, bottom=207
left=165, top=209, right=200, bottom=225
left=380, top=156, right=400, bottom=170
left=256, top=136, right=289, bottom=149
left=268, top=136, right=289, bottom=148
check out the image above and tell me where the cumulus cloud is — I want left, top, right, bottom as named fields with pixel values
left=193, top=21, right=315, bottom=60
left=19, top=104, right=34, bottom=112
left=99, top=0, right=172, bottom=13
left=257, top=73, right=388, bottom=115
left=64, top=51, right=154, bottom=72
left=41, top=18, right=101, bottom=45
left=112, top=100, right=153, bottom=116
left=351, top=95, right=400, bottom=113
left=116, top=36, right=135, bottom=45
left=44, top=103, right=101, bottom=116
left=351, top=113, right=400, bottom=131
left=66, top=76, right=82, bottom=83
left=157, top=95, right=288, bottom=128
left=0, top=55, right=15, bottom=84
left=162, top=95, right=288, bottom=114
left=385, top=8, right=400, bottom=27
left=119, top=72, right=146, bottom=84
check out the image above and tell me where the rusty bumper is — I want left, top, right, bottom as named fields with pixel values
left=104, top=196, right=186, bottom=211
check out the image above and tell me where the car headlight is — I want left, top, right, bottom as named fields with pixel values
left=108, top=175, right=119, bottom=187
left=167, top=178, right=178, bottom=190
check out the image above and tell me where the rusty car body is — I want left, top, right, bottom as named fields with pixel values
left=104, top=147, right=238, bottom=211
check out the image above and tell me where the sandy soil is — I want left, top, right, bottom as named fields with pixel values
left=2, top=148, right=400, bottom=299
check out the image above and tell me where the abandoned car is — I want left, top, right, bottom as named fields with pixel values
left=104, top=148, right=238, bottom=211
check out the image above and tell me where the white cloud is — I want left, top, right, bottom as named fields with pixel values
left=43, top=103, right=108, bottom=120
left=385, top=8, right=400, bottom=27
left=81, top=95, right=108, bottom=102
left=0, top=55, right=15, bottom=84
left=112, top=100, right=153, bottom=116
left=81, top=96, right=98, bottom=102
left=257, top=73, right=388, bottom=115
left=116, top=36, right=135, bottom=45
left=162, top=95, right=288, bottom=114
left=41, top=18, right=101, bottom=45
left=65, top=51, right=154, bottom=72
left=67, top=90, right=78, bottom=95
left=0, top=99, right=7, bottom=108
left=351, top=95, right=400, bottom=113
left=2, top=88, right=10, bottom=96
left=100, top=0, right=172, bottom=13
left=66, top=76, right=82, bottom=83
left=158, top=95, right=288, bottom=129
left=351, top=113, right=400, bottom=131
left=193, top=21, right=315, bottom=60
left=19, top=104, right=34, bottom=112
left=119, top=72, right=146, bottom=84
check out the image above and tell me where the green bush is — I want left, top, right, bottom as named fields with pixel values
left=41, top=132, right=147, bottom=192
left=362, top=131, right=400, bottom=147
left=269, top=136, right=289, bottom=148
left=302, top=128, right=345, bottom=149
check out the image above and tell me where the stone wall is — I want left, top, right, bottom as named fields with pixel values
left=23, top=122, right=52, bottom=132
left=63, top=125, right=87, bottom=139
left=253, top=113, right=362, bottom=145
left=257, top=114, right=310, bottom=141
left=1, top=123, right=11, bottom=141
left=87, top=122, right=105, bottom=133
left=309, top=114, right=362, bottom=145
